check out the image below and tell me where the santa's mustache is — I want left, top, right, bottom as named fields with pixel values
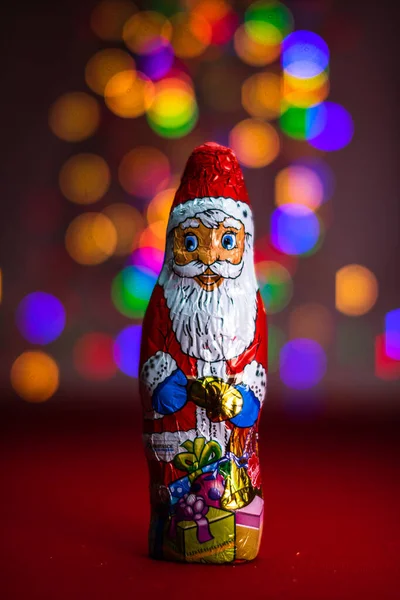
left=172, top=258, right=243, bottom=279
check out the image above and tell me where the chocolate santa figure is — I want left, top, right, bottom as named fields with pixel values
left=140, top=142, right=267, bottom=564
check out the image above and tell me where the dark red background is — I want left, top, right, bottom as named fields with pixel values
left=1, top=397, right=399, bottom=599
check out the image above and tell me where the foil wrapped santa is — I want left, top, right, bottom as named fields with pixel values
left=140, top=142, right=268, bottom=564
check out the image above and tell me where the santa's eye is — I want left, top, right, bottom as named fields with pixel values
left=184, top=234, right=198, bottom=252
left=221, top=232, right=236, bottom=250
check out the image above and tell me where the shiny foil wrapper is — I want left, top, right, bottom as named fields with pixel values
left=140, top=143, right=268, bottom=564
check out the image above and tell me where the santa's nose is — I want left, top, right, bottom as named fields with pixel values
left=197, top=244, right=220, bottom=265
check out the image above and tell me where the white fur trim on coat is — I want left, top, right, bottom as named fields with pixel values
left=167, top=197, right=254, bottom=237
left=241, top=360, right=267, bottom=404
left=140, top=351, right=178, bottom=396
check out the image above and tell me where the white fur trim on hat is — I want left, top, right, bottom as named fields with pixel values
left=167, top=197, right=254, bottom=236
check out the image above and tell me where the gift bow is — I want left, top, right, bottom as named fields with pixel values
left=173, top=437, right=222, bottom=482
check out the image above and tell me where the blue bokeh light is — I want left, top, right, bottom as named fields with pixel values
left=307, top=102, right=354, bottom=151
left=136, top=39, right=174, bottom=81
left=282, top=30, right=329, bottom=78
left=385, top=309, right=400, bottom=360
left=113, top=324, right=142, bottom=377
left=280, top=338, right=327, bottom=389
left=16, top=291, right=66, bottom=345
left=270, top=204, right=320, bottom=255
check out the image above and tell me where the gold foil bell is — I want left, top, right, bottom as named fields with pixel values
left=190, top=376, right=243, bottom=422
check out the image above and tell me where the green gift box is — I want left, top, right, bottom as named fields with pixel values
left=164, top=507, right=235, bottom=564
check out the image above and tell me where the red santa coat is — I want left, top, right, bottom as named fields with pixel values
left=140, top=283, right=268, bottom=436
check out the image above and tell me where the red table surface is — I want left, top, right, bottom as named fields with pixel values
left=1, top=398, right=399, bottom=600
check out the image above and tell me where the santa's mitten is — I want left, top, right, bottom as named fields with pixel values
left=229, top=384, right=260, bottom=427
left=229, top=361, right=267, bottom=428
left=153, top=369, right=188, bottom=414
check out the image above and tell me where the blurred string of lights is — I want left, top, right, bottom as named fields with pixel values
left=11, top=0, right=399, bottom=402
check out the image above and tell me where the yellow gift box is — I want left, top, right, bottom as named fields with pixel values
left=164, top=507, right=235, bottom=564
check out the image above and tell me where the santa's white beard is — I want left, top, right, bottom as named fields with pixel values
left=160, top=244, right=258, bottom=363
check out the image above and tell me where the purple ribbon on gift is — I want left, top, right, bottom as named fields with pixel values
left=169, top=493, right=213, bottom=544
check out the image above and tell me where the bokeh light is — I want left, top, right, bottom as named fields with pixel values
left=146, top=77, right=198, bottom=138
left=59, top=154, right=110, bottom=205
left=138, top=222, right=166, bottom=251
left=118, top=146, right=170, bottom=199
left=192, top=0, right=238, bottom=46
left=385, top=309, right=400, bottom=360
left=256, top=260, right=293, bottom=314
left=65, top=213, right=117, bottom=265
left=270, top=204, right=320, bottom=255
left=85, top=48, right=135, bottom=96
left=170, top=12, right=212, bottom=58
left=147, top=187, right=175, bottom=225
left=129, top=246, right=164, bottom=276
left=123, top=11, right=172, bottom=54
left=136, top=39, right=174, bottom=81
left=275, top=165, right=324, bottom=210
left=11, top=351, right=59, bottom=402
left=292, top=157, right=335, bottom=204
left=113, top=325, right=142, bottom=377
left=245, top=1, right=293, bottom=45
left=111, top=266, right=157, bottom=318
left=241, top=72, right=281, bottom=120
left=73, top=333, right=117, bottom=381
left=104, top=70, right=155, bottom=118
left=282, top=30, right=329, bottom=78
left=90, top=0, right=136, bottom=41
left=102, top=203, right=145, bottom=256
left=280, top=338, right=327, bottom=389
left=268, top=324, right=286, bottom=373
left=229, top=119, right=280, bottom=168
left=289, top=303, right=334, bottom=347
left=282, top=71, right=329, bottom=108
left=234, top=23, right=281, bottom=66
left=375, top=334, right=400, bottom=380
left=48, top=92, right=100, bottom=142
left=335, top=264, right=378, bottom=316
left=16, top=292, right=66, bottom=345
left=307, top=102, right=354, bottom=151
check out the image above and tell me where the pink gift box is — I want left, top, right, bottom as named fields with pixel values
left=235, top=495, right=264, bottom=529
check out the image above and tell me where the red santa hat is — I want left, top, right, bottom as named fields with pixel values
left=167, top=142, right=254, bottom=236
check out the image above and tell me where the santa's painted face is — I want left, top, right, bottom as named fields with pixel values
left=172, top=218, right=246, bottom=291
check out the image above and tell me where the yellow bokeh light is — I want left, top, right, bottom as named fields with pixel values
left=123, top=10, right=172, bottom=54
left=336, top=264, right=378, bottom=316
left=242, top=72, right=281, bottom=120
left=59, top=153, right=111, bottom=205
left=170, top=12, right=212, bottom=58
left=229, top=119, right=280, bottom=168
left=147, top=188, right=175, bottom=225
left=48, top=92, right=100, bottom=142
left=103, top=203, right=145, bottom=255
left=104, top=70, right=154, bottom=118
left=234, top=24, right=281, bottom=67
left=289, top=303, right=334, bottom=347
left=283, top=71, right=329, bottom=108
left=118, top=146, right=170, bottom=198
left=90, top=0, right=136, bottom=41
left=65, top=213, right=117, bottom=265
left=275, top=165, right=324, bottom=211
left=85, top=48, right=135, bottom=96
left=11, top=351, right=59, bottom=403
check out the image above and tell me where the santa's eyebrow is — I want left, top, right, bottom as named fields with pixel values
left=180, top=218, right=200, bottom=229
left=222, top=217, right=241, bottom=230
